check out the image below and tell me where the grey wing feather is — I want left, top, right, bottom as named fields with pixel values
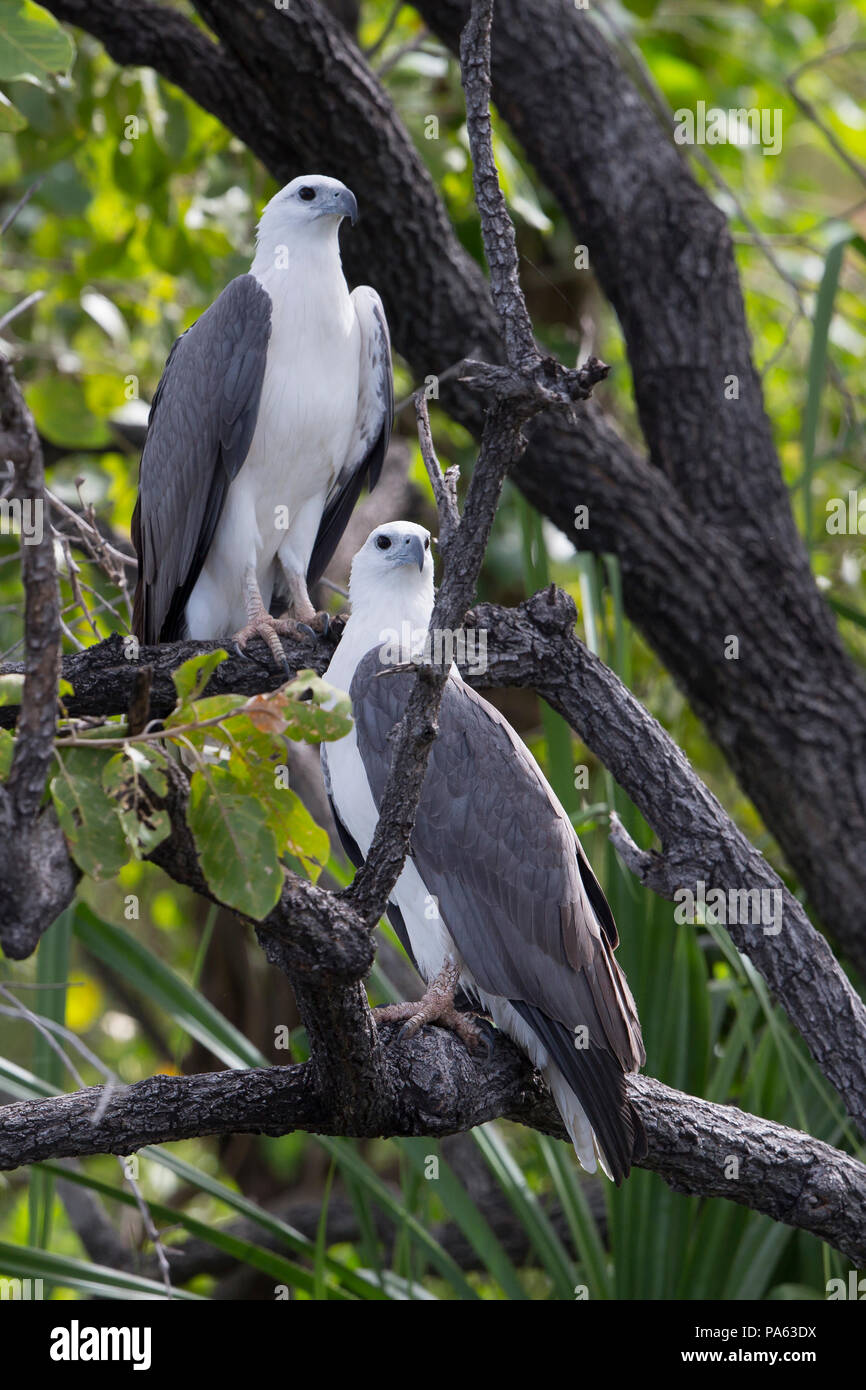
left=132, top=274, right=271, bottom=643
left=350, top=651, right=646, bottom=1180
left=306, top=286, right=393, bottom=588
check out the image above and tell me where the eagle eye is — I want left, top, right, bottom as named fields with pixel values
left=299, top=186, right=316, bottom=201
left=376, top=535, right=392, bottom=550
left=424, top=537, right=430, bottom=549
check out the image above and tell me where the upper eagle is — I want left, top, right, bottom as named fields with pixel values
left=132, top=174, right=393, bottom=658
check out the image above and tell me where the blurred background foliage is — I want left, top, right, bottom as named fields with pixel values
left=0, top=0, right=864, bottom=1299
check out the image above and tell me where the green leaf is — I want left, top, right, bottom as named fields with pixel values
left=0, top=87, right=25, bottom=130
left=138, top=1149, right=416, bottom=1300
left=26, top=377, right=112, bottom=449
left=170, top=648, right=229, bottom=706
left=0, top=2, right=73, bottom=82
left=538, top=1136, right=613, bottom=1299
left=37, top=1164, right=351, bottom=1302
left=282, top=670, right=353, bottom=742
left=234, top=756, right=329, bottom=876
left=320, top=1137, right=479, bottom=1300
left=0, top=673, right=24, bottom=707
left=0, top=1055, right=58, bottom=1100
left=101, top=746, right=171, bottom=857
left=473, top=1123, right=576, bottom=1298
left=163, top=693, right=248, bottom=760
left=0, top=1239, right=202, bottom=1301
left=28, top=908, right=72, bottom=1252
left=187, top=765, right=282, bottom=918
left=396, top=1138, right=528, bottom=1300
left=50, top=747, right=130, bottom=879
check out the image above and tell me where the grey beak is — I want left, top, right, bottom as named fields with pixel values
left=405, top=533, right=426, bottom=572
left=335, top=187, right=358, bottom=226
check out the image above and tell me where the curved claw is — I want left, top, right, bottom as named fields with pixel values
left=233, top=641, right=271, bottom=672
left=296, top=622, right=317, bottom=642
left=470, top=1016, right=497, bottom=1059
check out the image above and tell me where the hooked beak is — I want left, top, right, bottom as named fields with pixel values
left=334, top=186, right=358, bottom=226
left=393, top=533, right=427, bottom=572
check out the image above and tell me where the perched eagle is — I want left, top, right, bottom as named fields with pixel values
left=322, top=522, right=646, bottom=1183
left=132, top=175, right=393, bottom=663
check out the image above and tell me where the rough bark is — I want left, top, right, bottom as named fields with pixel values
left=0, top=357, right=76, bottom=957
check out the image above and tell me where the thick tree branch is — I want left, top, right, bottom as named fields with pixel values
left=0, top=356, right=75, bottom=957
left=1, top=1043, right=864, bottom=1267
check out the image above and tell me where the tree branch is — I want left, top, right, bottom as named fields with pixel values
left=1, top=1041, right=864, bottom=1267
left=0, top=355, right=75, bottom=958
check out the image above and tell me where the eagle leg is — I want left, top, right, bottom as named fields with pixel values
left=233, top=566, right=295, bottom=676
left=373, top=960, right=491, bottom=1055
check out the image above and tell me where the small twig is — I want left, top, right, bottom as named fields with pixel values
left=0, top=291, right=45, bottom=336
left=393, top=355, right=473, bottom=417
left=58, top=535, right=101, bottom=644
left=317, top=577, right=349, bottom=599
left=414, top=391, right=460, bottom=553
left=0, top=176, right=46, bottom=237
left=375, top=26, right=432, bottom=78
left=47, top=488, right=137, bottom=576
left=363, top=0, right=404, bottom=59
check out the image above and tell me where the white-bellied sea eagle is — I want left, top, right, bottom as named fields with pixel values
left=322, top=522, right=646, bottom=1183
left=132, top=175, right=393, bottom=668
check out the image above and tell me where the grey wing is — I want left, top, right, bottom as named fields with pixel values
left=132, top=274, right=271, bottom=643
left=350, top=651, right=646, bottom=1181
left=306, top=286, right=393, bottom=588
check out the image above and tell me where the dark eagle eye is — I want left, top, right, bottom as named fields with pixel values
left=424, top=537, right=430, bottom=549
left=299, top=186, right=316, bottom=201
left=376, top=535, right=392, bottom=550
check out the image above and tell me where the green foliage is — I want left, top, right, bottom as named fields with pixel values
left=0, top=0, right=72, bottom=134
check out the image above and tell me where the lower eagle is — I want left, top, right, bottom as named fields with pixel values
left=323, top=521, right=646, bottom=1183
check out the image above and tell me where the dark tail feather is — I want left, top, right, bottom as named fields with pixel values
left=511, top=998, right=646, bottom=1184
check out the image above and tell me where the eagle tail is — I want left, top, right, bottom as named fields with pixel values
left=512, top=999, right=647, bottom=1185
left=543, top=1062, right=599, bottom=1176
